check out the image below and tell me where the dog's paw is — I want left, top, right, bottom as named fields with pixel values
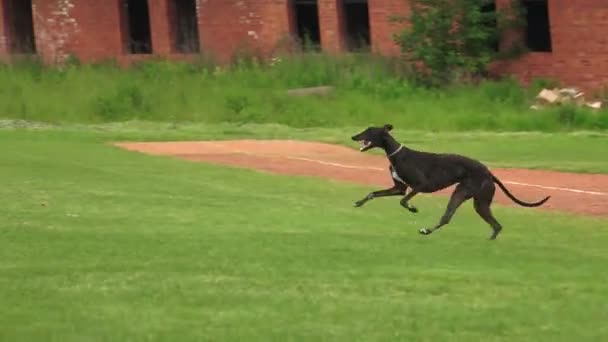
left=419, top=228, right=432, bottom=235
left=408, top=206, right=418, bottom=213
left=354, top=201, right=364, bottom=208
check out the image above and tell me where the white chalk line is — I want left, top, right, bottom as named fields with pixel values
left=287, top=156, right=386, bottom=171
left=286, top=156, right=608, bottom=197
left=499, top=181, right=607, bottom=196
left=203, top=142, right=608, bottom=197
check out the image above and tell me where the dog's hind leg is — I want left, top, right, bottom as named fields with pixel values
left=400, top=190, right=419, bottom=213
left=473, top=181, right=503, bottom=240
left=419, top=185, right=471, bottom=236
left=354, top=185, right=406, bottom=207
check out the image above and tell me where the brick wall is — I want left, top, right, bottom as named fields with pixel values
left=493, top=0, right=608, bottom=93
left=369, top=0, right=409, bottom=55
left=30, top=0, right=80, bottom=64
left=0, top=0, right=607, bottom=92
left=198, top=0, right=291, bottom=61
left=317, top=0, right=345, bottom=53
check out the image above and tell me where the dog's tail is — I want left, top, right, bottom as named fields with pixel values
left=492, top=175, right=550, bottom=207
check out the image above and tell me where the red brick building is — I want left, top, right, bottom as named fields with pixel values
left=1, top=0, right=607, bottom=91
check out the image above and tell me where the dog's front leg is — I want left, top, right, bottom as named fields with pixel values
left=354, top=186, right=406, bottom=207
left=400, top=190, right=419, bottom=213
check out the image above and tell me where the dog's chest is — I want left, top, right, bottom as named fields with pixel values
left=389, top=165, right=408, bottom=185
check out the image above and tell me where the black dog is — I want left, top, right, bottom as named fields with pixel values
left=352, top=124, right=550, bottom=240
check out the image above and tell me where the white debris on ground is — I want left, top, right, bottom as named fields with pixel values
left=532, top=87, right=602, bottom=110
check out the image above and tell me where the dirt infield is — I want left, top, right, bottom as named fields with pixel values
left=116, top=140, right=608, bottom=217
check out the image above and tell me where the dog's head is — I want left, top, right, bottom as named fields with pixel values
left=351, top=124, right=393, bottom=152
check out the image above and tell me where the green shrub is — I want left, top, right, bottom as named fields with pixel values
left=392, top=0, right=524, bottom=87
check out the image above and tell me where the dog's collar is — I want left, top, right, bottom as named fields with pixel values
left=388, top=145, right=404, bottom=157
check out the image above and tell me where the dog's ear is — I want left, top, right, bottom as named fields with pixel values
left=383, top=124, right=393, bottom=132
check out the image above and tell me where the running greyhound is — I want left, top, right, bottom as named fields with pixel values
left=352, top=124, right=550, bottom=240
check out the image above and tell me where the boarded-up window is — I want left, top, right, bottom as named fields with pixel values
left=3, top=0, right=36, bottom=54
left=292, top=0, right=321, bottom=49
left=481, top=1, right=499, bottom=52
left=122, top=0, right=153, bottom=54
left=343, top=0, right=370, bottom=51
left=521, top=0, right=552, bottom=52
left=170, top=0, right=200, bottom=53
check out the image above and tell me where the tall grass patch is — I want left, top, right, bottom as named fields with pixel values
left=0, top=55, right=605, bottom=131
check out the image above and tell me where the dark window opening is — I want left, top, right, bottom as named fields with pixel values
left=122, top=0, right=153, bottom=54
left=2, top=0, right=36, bottom=54
left=480, top=1, right=499, bottom=52
left=170, top=0, right=200, bottom=53
left=521, top=0, right=552, bottom=52
left=343, top=0, right=370, bottom=51
left=292, top=0, right=321, bottom=50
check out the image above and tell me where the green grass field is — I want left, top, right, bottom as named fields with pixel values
left=1, top=127, right=607, bottom=341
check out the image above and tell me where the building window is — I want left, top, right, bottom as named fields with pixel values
left=2, top=0, right=36, bottom=54
left=291, top=0, right=321, bottom=49
left=170, top=0, right=200, bottom=53
left=122, top=0, right=153, bottom=54
left=342, top=0, right=370, bottom=51
left=521, top=0, right=552, bottom=52
left=480, top=1, right=499, bottom=52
